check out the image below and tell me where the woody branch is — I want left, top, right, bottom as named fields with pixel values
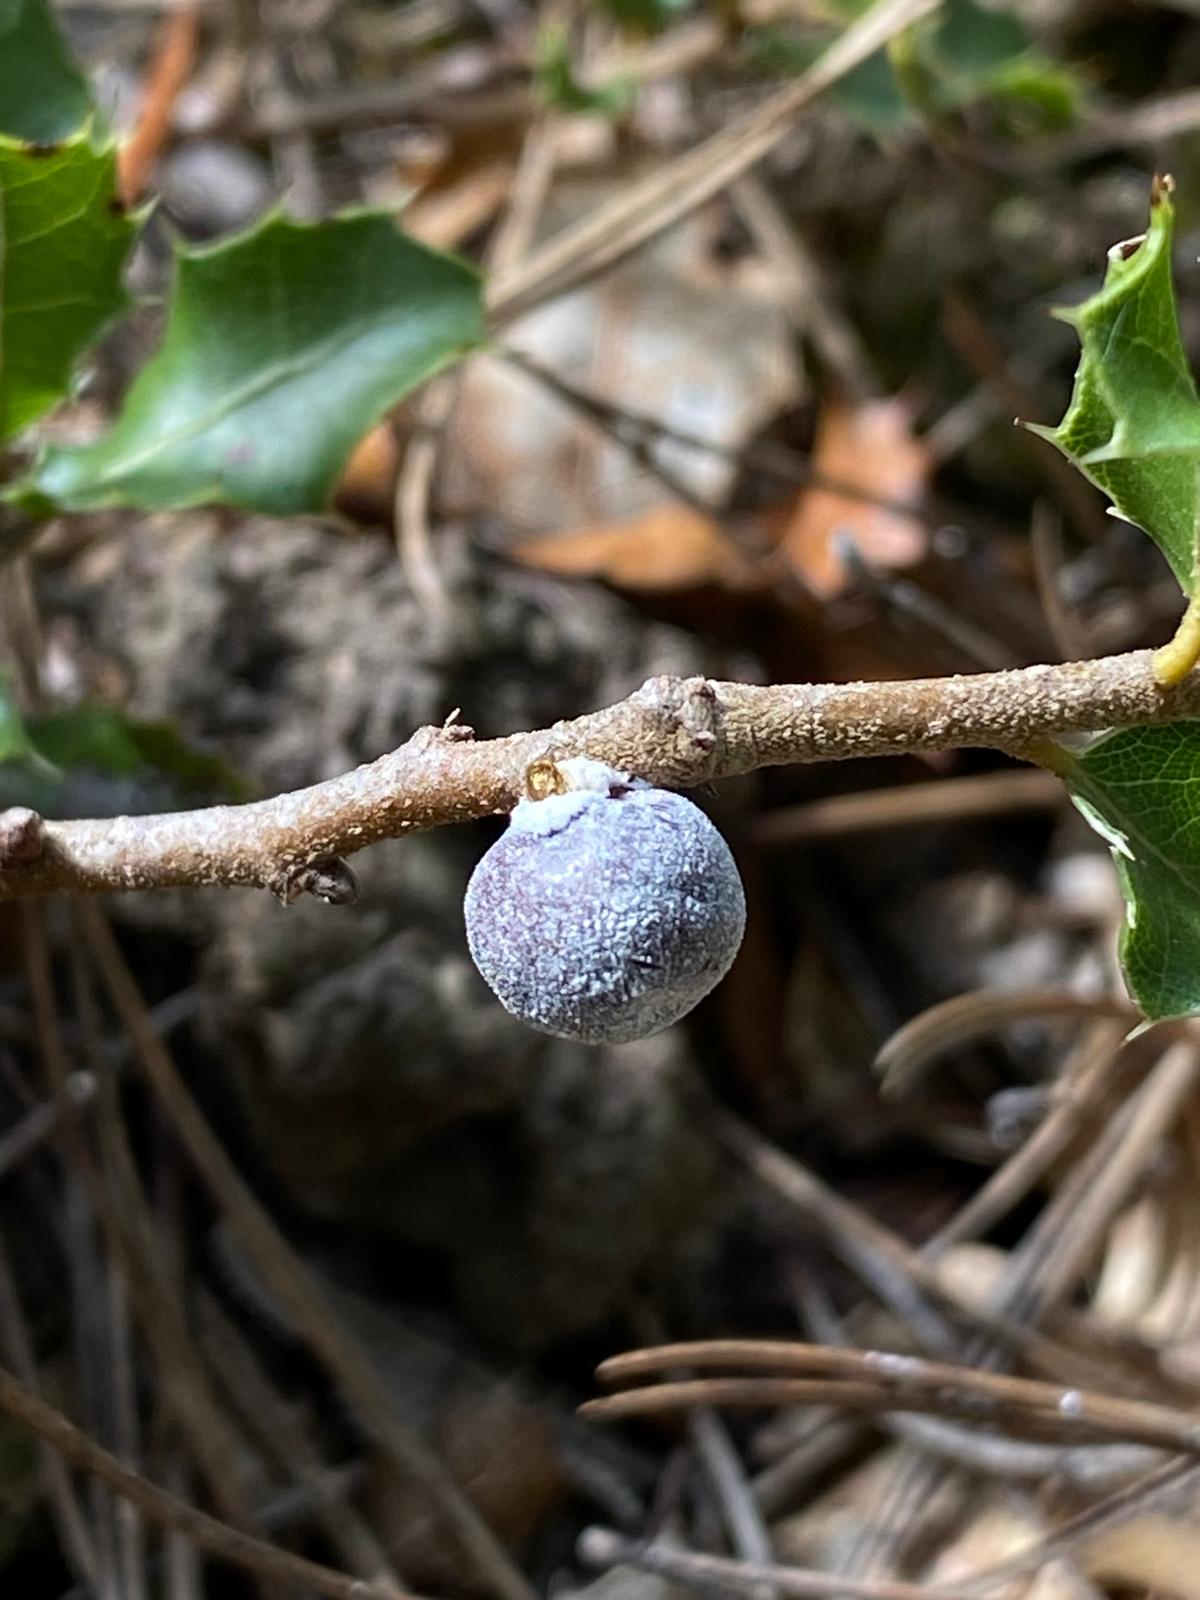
left=0, top=648, right=1191, bottom=902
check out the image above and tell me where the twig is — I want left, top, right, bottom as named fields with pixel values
left=495, top=351, right=721, bottom=516
left=0, top=1236, right=100, bottom=1590
left=840, top=547, right=1020, bottom=671
left=75, top=903, right=539, bottom=1600
left=885, top=1413, right=1161, bottom=1487
left=874, top=989, right=1138, bottom=1095
left=710, top=1108, right=1131, bottom=1389
left=966, top=1454, right=1200, bottom=1589
left=1041, top=87, right=1200, bottom=163
left=751, top=769, right=1065, bottom=846
left=585, top=1343, right=1200, bottom=1455
left=3, top=648, right=1200, bottom=900
left=712, top=1108, right=958, bottom=1358
left=486, top=0, right=941, bottom=325
left=691, top=1405, right=777, bottom=1584
left=195, top=1289, right=405, bottom=1590
left=394, top=102, right=563, bottom=619
left=941, top=293, right=1105, bottom=545
left=1030, top=503, right=1091, bottom=664
left=0, top=1363, right=414, bottom=1600
left=0, top=1074, right=95, bottom=1180
left=23, top=906, right=268, bottom=1541
left=985, top=1039, right=1200, bottom=1331
left=750, top=1414, right=865, bottom=1521
left=500, top=348, right=938, bottom=519
left=925, top=1019, right=1130, bottom=1253
left=578, top=1526, right=991, bottom=1600
left=395, top=380, right=459, bottom=625
left=118, top=4, right=201, bottom=205
left=106, top=1269, right=148, bottom=1600
left=731, top=173, right=876, bottom=403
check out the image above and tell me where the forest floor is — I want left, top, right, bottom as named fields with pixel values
left=6, top=1, right=1200, bottom=1597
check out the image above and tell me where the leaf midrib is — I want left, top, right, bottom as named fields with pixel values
left=1071, top=762, right=1200, bottom=903
left=48, top=290, right=466, bottom=492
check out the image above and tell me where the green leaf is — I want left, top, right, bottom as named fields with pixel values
left=933, top=0, right=1027, bottom=82
left=928, top=0, right=1081, bottom=129
left=743, top=28, right=910, bottom=136
left=0, top=0, right=91, bottom=142
left=0, top=676, right=39, bottom=764
left=0, top=682, right=245, bottom=813
left=535, top=24, right=636, bottom=118
left=27, top=210, right=485, bottom=514
left=0, top=132, right=136, bottom=440
left=0, top=678, right=58, bottom=808
left=746, top=1, right=1079, bottom=138
left=29, top=706, right=246, bottom=797
left=1066, top=722, right=1200, bottom=1020
left=1033, top=181, right=1200, bottom=594
left=596, top=0, right=693, bottom=34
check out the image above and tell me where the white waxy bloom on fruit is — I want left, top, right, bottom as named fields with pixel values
left=464, top=757, right=746, bottom=1044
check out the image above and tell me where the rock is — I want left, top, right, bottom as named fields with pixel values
left=157, top=141, right=274, bottom=237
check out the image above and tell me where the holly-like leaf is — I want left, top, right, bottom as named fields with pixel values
left=28, top=210, right=485, bottom=514
left=928, top=0, right=1079, bottom=128
left=0, top=0, right=91, bottom=143
left=0, top=683, right=245, bottom=814
left=1033, top=179, right=1200, bottom=594
left=29, top=706, right=245, bottom=798
left=0, top=133, right=136, bottom=440
left=1065, top=722, right=1200, bottom=1020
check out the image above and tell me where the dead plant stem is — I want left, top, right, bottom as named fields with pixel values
left=74, top=902, right=538, bottom=1600
left=0, top=1363, right=414, bottom=1600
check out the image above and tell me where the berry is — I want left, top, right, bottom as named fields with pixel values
left=464, top=758, right=746, bottom=1043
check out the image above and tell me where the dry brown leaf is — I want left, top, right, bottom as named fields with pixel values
left=443, top=197, right=802, bottom=531
left=510, top=502, right=761, bottom=592
left=403, top=160, right=518, bottom=251
left=1082, top=1515, right=1200, bottom=1600
left=334, top=420, right=402, bottom=518
left=775, top=395, right=929, bottom=599
left=925, top=1498, right=1048, bottom=1589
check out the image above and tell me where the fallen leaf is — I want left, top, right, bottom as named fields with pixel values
left=334, top=418, right=402, bottom=519
left=510, top=501, right=761, bottom=591
left=1083, top=1515, right=1200, bottom=1600
left=926, top=1498, right=1048, bottom=1588
left=442, top=195, right=802, bottom=530
left=402, top=159, right=518, bottom=251
left=774, top=395, right=929, bottom=598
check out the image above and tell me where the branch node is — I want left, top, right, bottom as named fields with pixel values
left=631, top=675, right=724, bottom=783
left=0, top=807, right=45, bottom=866
left=410, top=720, right=476, bottom=753
left=273, top=855, right=360, bottom=906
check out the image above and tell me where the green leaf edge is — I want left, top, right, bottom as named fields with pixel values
left=0, top=125, right=141, bottom=443
left=1062, top=722, right=1200, bottom=1021
left=1026, top=178, right=1200, bottom=599
left=18, top=205, right=488, bottom=516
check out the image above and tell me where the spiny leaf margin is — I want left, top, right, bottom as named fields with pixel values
left=0, top=0, right=91, bottom=144
left=26, top=208, right=486, bottom=515
left=1032, top=176, right=1200, bottom=594
left=0, top=131, right=137, bottom=441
